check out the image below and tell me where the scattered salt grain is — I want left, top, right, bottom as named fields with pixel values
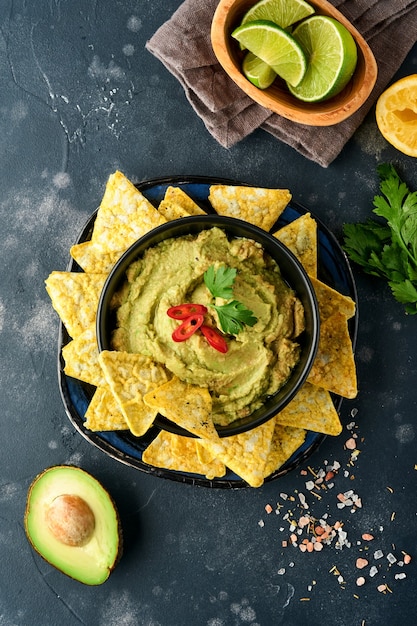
left=395, top=573, right=406, bottom=580
left=258, top=520, right=264, bottom=528
left=387, top=553, right=397, bottom=564
left=374, top=550, right=384, bottom=560
left=369, top=566, right=378, bottom=577
left=278, top=568, right=286, bottom=575
left=298, top=493, right=308, bottom=509
left=305, top=481, right=315, bottom=491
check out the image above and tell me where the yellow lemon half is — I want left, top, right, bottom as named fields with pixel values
left=376, top=74, right=417, bottom=157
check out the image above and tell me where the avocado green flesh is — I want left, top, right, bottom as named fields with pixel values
left=25, top=466, right=121, bottom=585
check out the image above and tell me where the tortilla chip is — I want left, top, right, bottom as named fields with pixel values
left=157, top=201, right=192, bottom=221
left=209, top=185, right=291, bottom=231
left=98, top=350, right=169, bottom=437
left=142, top=431, right=225, bottom=479
left=273, top=213, right=317, bottom=277
left=263, top=423, right=307, bottom=477
left=196, top=441, right=218, bottom=465
left=143, top=376, right=218, bottom=441
left=309, top=276, right=356, bottom=321
left=91, top=171, right=166, bottom=252
left=307, top=312, right=357, bottom=399
left=163, top=186, right=206, bottom=215
left=70, top=241, right=121, bottom=274
left=84, top=386, right=129, bottom=431
left=45, top=271, right=107, bottom=339
left=198, top=418, right=276, bottom=488
left=171, top=434, right=226, bottom=479
left=274, top=382, right=342, bottom=435
left=62, top=326, right=104, bottom=387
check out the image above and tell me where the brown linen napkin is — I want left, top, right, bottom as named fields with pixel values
left=146, top=0, right=417, bottom=167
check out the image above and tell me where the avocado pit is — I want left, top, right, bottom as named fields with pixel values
left=46, top=494, right=95, bottom=547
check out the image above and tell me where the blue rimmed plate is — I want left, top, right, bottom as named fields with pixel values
left=58, top=176, right=358, bottom=488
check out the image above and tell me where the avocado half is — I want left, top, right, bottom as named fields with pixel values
left=24, top=465, right=122, bottom=585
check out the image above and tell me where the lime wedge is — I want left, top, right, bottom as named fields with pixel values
left=232, top=20, right=307, bottom=87
left=242, top=52, right=277, bottom=89
left=288, top=15, right=358, bottom=102
left=241, top=0, right=315, bottom=30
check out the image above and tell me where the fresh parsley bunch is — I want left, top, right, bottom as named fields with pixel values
left=343, top=163, right=417, bottom=314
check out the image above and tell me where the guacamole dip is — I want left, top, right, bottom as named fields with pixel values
left=111, top=227, right=304, bottom=425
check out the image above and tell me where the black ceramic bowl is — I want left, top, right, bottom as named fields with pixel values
left=96, top=215, right=320, bottom=438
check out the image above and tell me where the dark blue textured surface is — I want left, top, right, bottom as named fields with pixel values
left=1, top=1, right=417, bottom=624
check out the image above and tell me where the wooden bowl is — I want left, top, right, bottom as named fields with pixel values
left=211, top=0, right=378, bottom=126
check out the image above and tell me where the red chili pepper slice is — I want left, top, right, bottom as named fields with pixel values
left=167, top=303, right=208, bottom=320
left=201, top=325, right=228, bottom=353
left=172, top=314, right=205, bottom=342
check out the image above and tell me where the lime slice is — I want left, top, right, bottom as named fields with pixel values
left=241, top=0, right=315, bottom=29
left=242, top=52, right=277, bottom=89
left=288, top=15, right=358, bottom=102
left=232, top=20, right=307, bottom=87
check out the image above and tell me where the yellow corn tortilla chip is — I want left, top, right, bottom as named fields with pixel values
left=62, top=326, right=105, bottom=387
left=163, top=186, right=206, bottom=215
left=198, top=418, right=276, bottom=488
left=143, top=376, right=218, bottom=441
left=274, top=382, right=342, bottom=435
left=209, top=185, right=291, bottom=231
left=45, top=271, right=107, bottom=339
left=171, top=434, right=226, bottom=479
left=84, top=386, right=129, bottom=431
left=70, top=241, right=121, bottom=274
left=98, top=350, right=169, bottom=437
left=92, top=171, right=166, bottom=252
left=309, top=276, right=356, bottom=321
left=263, top=423, right=307, bottom=477
left=196, top=440, right=218, bottom=465
left=273, top=213, right=317, bottom=277
left=157, top=201, right=192, bottom=221
left=307, top=312, right=357, bottom=399
left=143, top=431, right=225, bottom=479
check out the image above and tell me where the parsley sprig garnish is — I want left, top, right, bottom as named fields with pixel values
left=203, top=265, right=258, bottom=334
left=343, top=163, right=417, bottom=314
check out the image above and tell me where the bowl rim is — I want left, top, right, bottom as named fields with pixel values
left=211, top=0, right=378, bottom=126
left=96, top=214, right=320, bottom=438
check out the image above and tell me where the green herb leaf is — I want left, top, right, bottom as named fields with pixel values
left=204, top=265, right=236, bottom=299
left=343, top=164, right=417, bottom=314
left=212, top=300, right=258, bottom=335
left=204, top=265, right=258, bottom=333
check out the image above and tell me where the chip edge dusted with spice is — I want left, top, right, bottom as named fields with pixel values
left=143, top=376, right=219, bottom=441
